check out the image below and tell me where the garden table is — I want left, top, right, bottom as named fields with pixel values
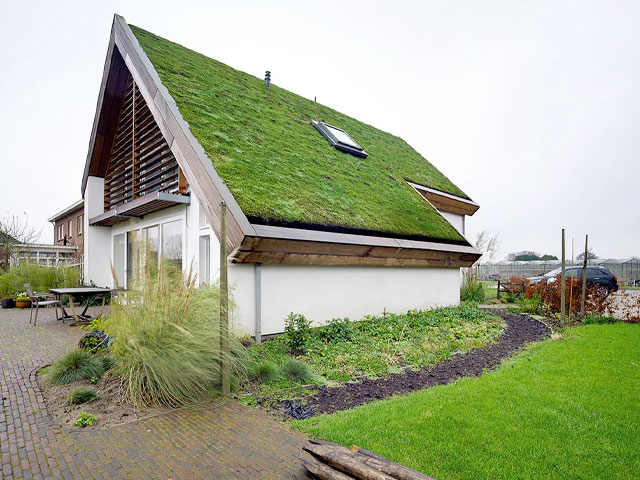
left=49, top=287, right=114, bottom=325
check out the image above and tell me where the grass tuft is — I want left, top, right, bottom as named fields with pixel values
left=47, top=350, right=104, bottom=385
left=67, top=388, right=98, bottom=405
left=252, top=360, right=279, bottom=383
left=282, top=359, right=312, bottom=383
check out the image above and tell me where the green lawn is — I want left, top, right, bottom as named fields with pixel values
left=296, top=324, right=640, bottom=479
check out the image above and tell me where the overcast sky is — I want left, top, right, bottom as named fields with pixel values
left=1, top=0, right=638, bottom=260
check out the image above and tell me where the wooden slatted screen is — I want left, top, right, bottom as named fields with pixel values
left=103, top=72, right=185, bottom=211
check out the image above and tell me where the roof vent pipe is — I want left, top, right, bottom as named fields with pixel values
left=264, top=71, right=271, bottom=90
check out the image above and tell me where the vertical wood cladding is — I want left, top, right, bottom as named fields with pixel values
left=103, top=73, right=183, bottom=211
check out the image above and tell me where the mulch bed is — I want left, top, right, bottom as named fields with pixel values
left=290, top=311, right=550, bottom=417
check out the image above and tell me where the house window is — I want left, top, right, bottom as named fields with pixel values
left=199, top=205, right=210, bottom=229
left=113, top=233, right=125, bottom=288
left=312, top=120, right=368, bottom=158
left=57, top=224, right=63, bottom=241
left=199, top=235, right=210, bottom=285
left=142, top=225, right=160, bottom=275
left=162, top=220, right=183, bottom=271
left=68, top=220, right=73, bottom=238
left=77, top=216, right=82, bottom=235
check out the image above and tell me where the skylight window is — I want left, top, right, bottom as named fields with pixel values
left=312, top=120, right=368, bottom=158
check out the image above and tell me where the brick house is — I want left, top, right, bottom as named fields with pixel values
left=48, top=199, right=84, bottom=258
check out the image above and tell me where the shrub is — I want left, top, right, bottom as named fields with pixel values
left=105, top=264, right=248, bottom=407
left=282, top=358, right=312, bottom=383
left=284, top=313, right=312, bottom=354
left=75, top=412, right=97, bottom=427
left=67, top=388, right=98, bottom=405
left=252, top=360, right=279, bottom=383
left=47, top=350, right=104, bottom=385
left=460, top=269, right=484, bottom=302
left=583, top=315, right=617, bottom=325
left=518, top=294, right=541, bottom=314
left=0, top=264, right=80, bottom=298
left=319, top=318, right=354, bottom=343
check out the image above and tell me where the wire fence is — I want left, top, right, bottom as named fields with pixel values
left=478, top=258, right=640, bottom=286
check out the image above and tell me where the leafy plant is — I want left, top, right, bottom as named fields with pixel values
left=15, top=292, right=29, bottom=301
left=67, top=388, right=98, bottom=405
left=105, top=262, right=248, bottom=407
left=74, top=412, right=97, bottom=428
left=47, top=350, right=104, bottom=385
left=78, top=330, right=110, bottom=353
left=252, top=360, right=279, bottom=383
left=282, top=358, right=312, bottom=383
left=319, top=318, right=355, bottom=343
left=284, top=313, right=312, bottom=354
left=518, top=294, right=541, bottom=314
left=461, top=268, right=484, bottom=302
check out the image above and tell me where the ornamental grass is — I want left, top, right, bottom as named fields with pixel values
left=105, top=260, right=247, bottom=408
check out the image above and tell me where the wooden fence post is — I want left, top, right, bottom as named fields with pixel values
left=560, top=228, right=566, bottom=327
left=219, top=201, right=230, bottom=395
left=580, top=234, right=588, bottom=317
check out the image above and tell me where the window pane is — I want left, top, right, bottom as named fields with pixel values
left=162, top=220, right=182, bottom=271
left=126, top=230, right=140, bottom=288
left=199, top=235, right=210, bottom=285
left=199, top=205, right=210, bottom=229
left=326, top=124, right=359, bottom=147
left=113, top=233, right=125, bottom=288
left=143, top=225, right=159, bottom=276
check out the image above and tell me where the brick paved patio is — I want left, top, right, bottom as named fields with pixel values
left=0, top=307, right=310, bottom=479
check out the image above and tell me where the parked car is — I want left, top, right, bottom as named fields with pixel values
left=528, top=267, right=618, bottom=293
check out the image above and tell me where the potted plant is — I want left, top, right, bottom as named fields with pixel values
left=1, top=297, right=15, bottom=309
left=15, top=292, right=31, bottom=309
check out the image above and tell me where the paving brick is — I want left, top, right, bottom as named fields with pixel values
left=0, top=308, right=310, bottom=479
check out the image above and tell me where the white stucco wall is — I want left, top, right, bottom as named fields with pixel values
left=84, top=176, right=112, bottom=287
left=227, top=264, right=461, bottom=336
left=439, top=211, right=465, bottom=236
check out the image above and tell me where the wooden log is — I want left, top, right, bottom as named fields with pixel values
left=307, top=440, right=437, bottom=480
left=357, top=455, right=437, bottom=480
left=302, top=456, right=357, bottom=480
left=303, top=444, right=397, bottom=480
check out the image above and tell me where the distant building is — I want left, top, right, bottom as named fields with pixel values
left=48, top=200, right=84, bottom=258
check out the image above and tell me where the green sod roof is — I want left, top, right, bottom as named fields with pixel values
left=131, top=25, right=471, bottom=243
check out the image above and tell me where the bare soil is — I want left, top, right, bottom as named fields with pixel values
left=290, top=311, right=550, bottom=417
left=36, top=370, right=171, bottom=430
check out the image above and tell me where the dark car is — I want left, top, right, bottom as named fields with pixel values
left=530, top=266, right=619, bottom=293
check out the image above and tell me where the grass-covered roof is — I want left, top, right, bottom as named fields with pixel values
left=131, top=25, right=471, bottom=243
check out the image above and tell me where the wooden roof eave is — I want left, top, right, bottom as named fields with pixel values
left=81, top=14, right=256, bottom=252
left=232, top=225, right=482, bottom=268
left=407, top=181, right=480, bottom=216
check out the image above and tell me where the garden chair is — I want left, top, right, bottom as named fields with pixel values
left=23, top=283, right=61, bottom=326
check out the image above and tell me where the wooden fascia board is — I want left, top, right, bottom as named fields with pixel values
left=233, top=224, right=481, bottom=267
left=94, top=15, right=256, bottom=252
left=251, top=224, right=480, bottom=255
left=407, top=181, right=480, bottom=216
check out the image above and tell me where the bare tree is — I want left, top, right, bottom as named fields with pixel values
left=576, top=248, right=598, bottom=261
left=474, top=231, right=501, bottom=264
left=0, top=213, right=41, bottom=271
